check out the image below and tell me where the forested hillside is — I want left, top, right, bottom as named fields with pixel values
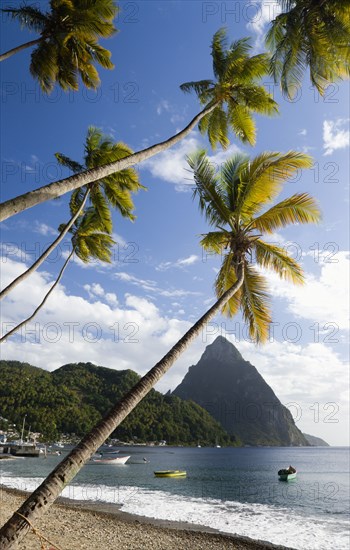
left=0, top=360, right=235, bottom=446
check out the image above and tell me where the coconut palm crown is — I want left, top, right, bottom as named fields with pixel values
left=56, top=126, right=145, bottom=234
left=59, top=206, right=116, bottom=264
left=188, top=150, right=321, bottom=342
left=266, top=0, right=350, bottom=97
left=180, top=28, right=279, bottom=149
left=1, top=0, right=118, bottom=92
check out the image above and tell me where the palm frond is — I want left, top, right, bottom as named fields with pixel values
left=254, top=240, right=304, bottom=285
left=252, top=192, right=321, bottom=233
left=215, top=251, right=242, bottom=317
left=233, top=85, right=278, bottom=116
left=89, top=186, right=113, bottom=233
left=5, top=0, right=117, bottom=92
left=237, top=151, right=313, bottom=217
left=207, top=107, right=230, bottom=149
left=187, top=150, right=232, bottom=227
left=55, top=153, right=83, bottom=173
left=227, top=103, right=256, bottom=145
left=180, top=80, right=214, bottom=98
left=103, top=185, right=136, bottom=220
left=76, top=232, right=115, bottom=263
left=267, top=1, right=350, bottom=97
left=211, top=28, right=228, bottom=79
left=2, top=6, right=48, bottom=32
left=240, top=263, right=271, bottom=344
left=69, top=186, right=89, bottom=217
left=200, top=231, right=230, bottom=255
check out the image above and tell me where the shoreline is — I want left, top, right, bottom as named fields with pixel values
left=0, top=485, right=296, bottom=549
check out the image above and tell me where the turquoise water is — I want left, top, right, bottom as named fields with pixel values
left=1, top=446, right=349, bottom=549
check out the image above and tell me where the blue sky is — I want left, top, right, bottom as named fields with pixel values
left=0, top=1, right=349, bottom=445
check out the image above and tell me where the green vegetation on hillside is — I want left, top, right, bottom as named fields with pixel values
left=0, top=360, right=235, bottom=446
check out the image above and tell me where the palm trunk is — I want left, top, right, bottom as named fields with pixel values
left=0, top=38, right=42, bottom=62
left=0, top=248, right=74, bottom=343
left=0, top=263, right=244, bottom=549
left=0, top=188, right=90, bottom=300
left=0, top=103, right=218, bottom=222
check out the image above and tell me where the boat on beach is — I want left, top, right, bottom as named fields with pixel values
left=90, top=455, right=130, bottom=465
left=154, top=470, right=187, bottom=478
left=278, top=465, right=297, bottom=481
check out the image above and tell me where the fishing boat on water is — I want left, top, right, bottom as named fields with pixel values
left=278, top=465, right=297, bottom=481
left=154, top=470, right=187, bottom=478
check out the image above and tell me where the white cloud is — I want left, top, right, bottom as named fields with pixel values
left=247, top=0, right=282, bottom=49
left=84, top=283, right=105, bottom=298
left=207, top=143, right=242, bottom=167
left=0, top=258, right=191, bottom=377
left=264, top=251, right=350, bottom=331
left=170, top=113, right=185, bottom=125
left=140, top=134, right=201, bottom=187
left=237, top=339, right=349, bottom=446
left=178, top=255, right=199, bottom=266
left=156, top=254, right=200, bottom=271
left=298, top=129, right=307, bottom=136
left=112, top=232, right=127, bottom=247
left=141, top=135, right=242, bottom=191
left=34, top=222, right=57, bottom=237
left=105, top=292, right=118, bottom=305
left=323, top=118, right=350, bottom=156
left=1, top=257, right=348, bottom=445
left=156, top=99, right=170, bottom=115
left=114, top=271, right=201, bottom=298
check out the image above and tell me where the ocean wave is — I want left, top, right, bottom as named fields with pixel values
left=1, top=472, right=349, bottom=550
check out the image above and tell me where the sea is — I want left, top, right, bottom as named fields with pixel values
left=1, top=446, right=349, bottom=550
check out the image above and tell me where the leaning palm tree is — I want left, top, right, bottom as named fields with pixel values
left=0, top=207, right=115, bottom=342
left=0, top=0, right=118, bottom=92
left=267, top=0, right=350, bottom=97
left=0, top=29, right=278, bottom=221
left=0, top=150, right=320, bottom=548
left=0, top=127, right=143, bottom=300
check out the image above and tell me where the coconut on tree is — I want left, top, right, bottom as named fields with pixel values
left=0, top=0, right=118, bottom=91
left=0, top=127, right=144, bottom=301
left=0, top=149, right=321, bottom=547
left=0, top=29, right=278, bottom=221
left=267, top=0, right=350, bottom=97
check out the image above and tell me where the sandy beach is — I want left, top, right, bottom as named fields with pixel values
left=0, top=486, right=295, bottom=550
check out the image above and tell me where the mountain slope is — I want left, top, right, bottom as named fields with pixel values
left=0, top=360, right=232, bottom=445
left=303, top=433, right=329, bottom=446
left=173, top=336, right=309, bottom=447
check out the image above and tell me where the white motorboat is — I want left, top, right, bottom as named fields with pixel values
left=90, top=455, right=130, bottom=465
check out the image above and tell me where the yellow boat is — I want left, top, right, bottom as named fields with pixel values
left=154, top=470, right=187, bottom=478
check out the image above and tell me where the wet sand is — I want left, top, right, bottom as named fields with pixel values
left=0, top=486, right=295, bottom=549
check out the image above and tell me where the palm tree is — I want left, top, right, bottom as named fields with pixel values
left=188, top=149, right=321, bottom=341
left=0, top=0, right=118, bottom=92
left=0, top=150, right=320, bottom=548
left=56, top=126, right=144, bottom=232
left=0, top=127, right=142, bottom=300
left=266, top=0, right=350, bottom=97
left=0, top=29, right=278, bottom=222
left=180, top=28, right=278, bottom=148
left=0, top=207, right=115, bottom=342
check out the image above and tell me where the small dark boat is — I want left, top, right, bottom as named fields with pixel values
left=278, top=465, right=297, bottom=481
